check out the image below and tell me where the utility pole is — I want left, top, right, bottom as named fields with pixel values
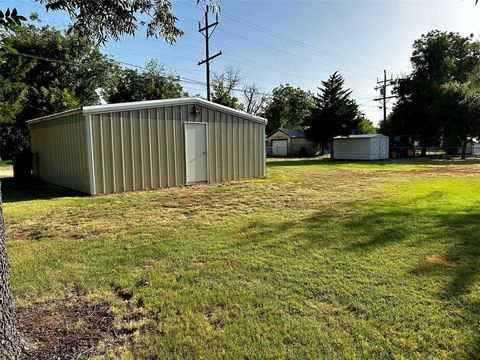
left=374, top=70, right=396, bottom=122
left=198, top=5, right=222, bottom=101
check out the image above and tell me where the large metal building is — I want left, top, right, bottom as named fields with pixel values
left=27, top=98, right=267, bottom=195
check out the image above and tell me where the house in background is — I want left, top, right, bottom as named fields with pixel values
left=266, top=128, right=317, bottom=157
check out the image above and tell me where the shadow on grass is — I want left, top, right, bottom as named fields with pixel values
left=266, top=157, right=480, bottom=168
left=341, top=205, right=479, bottom=292
left=0, top=178, right=85, bottom=203
left=238, top=202, right=479, bottom=356
left=343, top=204, right=479, bottom=355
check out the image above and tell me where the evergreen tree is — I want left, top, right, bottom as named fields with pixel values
left=305, top=72, right=359, bottom=154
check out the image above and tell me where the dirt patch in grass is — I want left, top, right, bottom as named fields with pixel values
left=426, top=255, right=456, bottom=267
left=17, top=297, right=118, bottom=359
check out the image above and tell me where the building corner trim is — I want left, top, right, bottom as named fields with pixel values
left=85, top=114, right=96, bottom=195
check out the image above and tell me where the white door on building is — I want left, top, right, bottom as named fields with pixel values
left=272, top=139, right=288, bottom=156
left=185, top=123, right=208, bottom=184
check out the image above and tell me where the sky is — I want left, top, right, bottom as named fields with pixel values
left=6, top=0, right=480, bottom=124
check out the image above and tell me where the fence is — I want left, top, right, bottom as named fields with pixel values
left=390, top=146, right=480, bottom=158
left=266, top=144, right=480, bottom=159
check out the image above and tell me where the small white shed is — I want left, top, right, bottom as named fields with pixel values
left=333, top=134, right=389, bottom=160
left=473, top=142, right=480, bottom=156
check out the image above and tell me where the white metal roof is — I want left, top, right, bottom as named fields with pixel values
left=27, top=97, right=267, bottom=125
left=26, top=108, right=83, bottom=125
left=333, top=134, right=388, bottom=139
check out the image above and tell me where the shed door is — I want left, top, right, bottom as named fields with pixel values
left=272, top=139, right=288, bottom=156
left=185, top=123, right=208, bottom=184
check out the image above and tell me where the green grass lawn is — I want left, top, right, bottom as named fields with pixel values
left=0, top=160, right=13, bottom=180
left=0, top=160, right=12, bottom=168
left=3, top=158, right=480, bottom=359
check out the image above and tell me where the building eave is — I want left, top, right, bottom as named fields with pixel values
left=26, top=108, right=83, bottom=125
left=26, top=98, right=268, bottom=126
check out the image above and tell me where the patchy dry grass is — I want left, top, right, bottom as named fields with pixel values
left=0, top=160, right=13, bottom=178
left=3, top=158, right=480, bottom=359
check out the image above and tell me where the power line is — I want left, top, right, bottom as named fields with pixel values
left=176, top=1, right=383, bottom=73
left=23, top=14, right=377, bottom=96
left=179, top=14, right=378, bottom=79
left=217, top=27, right=377, bottom=80
left=7, top=50, right=270, bottom=97
left=221, top=12, right=383, bottom=72
left=181, top=29, right=376, bottom=81
left=7, top=51, right=207, bottom=86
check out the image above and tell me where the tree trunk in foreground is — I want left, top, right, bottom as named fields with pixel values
left=0, top=182, right=25, bottom=359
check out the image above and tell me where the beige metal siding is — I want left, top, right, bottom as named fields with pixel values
left=91, top=103, right=265, bottom=195
left=29, top=112, right=90, bottom=193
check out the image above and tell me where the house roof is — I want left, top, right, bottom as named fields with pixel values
left=333, top=134, right=387, bottom=139
left=270, top=128, right=305, bottom=138
left=27, top=97, right=267, bottom=125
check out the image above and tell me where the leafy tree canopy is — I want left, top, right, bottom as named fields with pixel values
left=0, top=8, right=26, bottom=28
left=0, top=24, right=118, bottom=158
left=354, top=113, right=376, bottom=134
left=212, top=81, right=244, bottom=110
left=440, top=65, right=480, bottom=158
left=4, top=1, right=219, bottom=45
left=264, top=84, right=314, bottom=134
left=107, top=60, right=186, bottom=103
left=37, top=0, right=183, bottom=45
left=382, top=31, right=480, bottom=152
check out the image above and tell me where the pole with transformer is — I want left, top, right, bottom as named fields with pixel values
left=198, top=5, right=222, bottom=101
left=374, top=69, right=396, bottom=122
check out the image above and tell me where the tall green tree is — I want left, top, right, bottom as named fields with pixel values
left=107, top=60, right=186, bottom=103
left=383, top=31, right=480, bottom=155
left=440, top=66, right=480, bottom=159
left=305, top=72, right=360, bottom=154
left=264, top=84, right=314, bottom=134
left=0, top=24, right=118, bottom=159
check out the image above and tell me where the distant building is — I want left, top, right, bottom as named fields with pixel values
left=473, top=141, right=480, bottom=156
left=266, top=128, right=317, bottom=157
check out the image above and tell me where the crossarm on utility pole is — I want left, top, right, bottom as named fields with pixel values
left=198, top=5, right=222, bottom=101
